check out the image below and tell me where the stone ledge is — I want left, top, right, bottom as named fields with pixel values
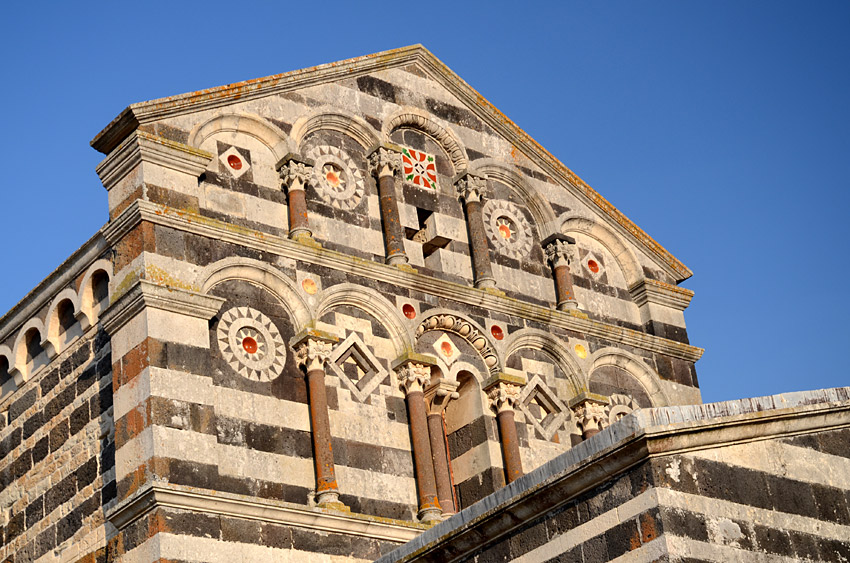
left=629, top=278, right=695, bottom=311
left=107, top=200, right=704, bottom=364
left=377, top=387, right=850, bottom=562
left=109, top=482, right=428, bottom=543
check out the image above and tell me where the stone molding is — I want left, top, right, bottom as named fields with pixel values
left=95, top=130, right=213, bottom=191
left=383, top=107, right=468, bottom=173
left=107, top=201, right=704, bottom=363
left=569, top=392, right=611, bottom=437
left=292, top=109, right=381, bottom=150
left=542, top=233, right=577, bottom=268
left=100, top=279, right=224, bottom=337
left=454, top=173, right=488, bottom=204
left=628, top=278, right=695, bottom=311
left=109, top=483, right=426, bottom=542
left=424, top=379, right=460, bottom=415
left=392, top=353, right=437, bottom=395
left=376, top=388, right=850, bottom=563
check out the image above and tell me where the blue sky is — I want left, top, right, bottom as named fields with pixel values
left=1, top=2, right=847, bottom=403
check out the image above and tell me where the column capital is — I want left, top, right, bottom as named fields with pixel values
left=291, top=329, right=338, bottom=372
left=569, top=392, right=611, bottom=439
left=424, top=378, right=460, bottom=415
left=542, top=233, right=578, bottom=268
left=454, top=172, right=489, bottom=204
left=393, top=353, right=438, bottom=395
left=367, top=144, right=402, bottom=178
left=276, top=153, right=314, bottom=192
left=483, top=372, right=526, bottom=414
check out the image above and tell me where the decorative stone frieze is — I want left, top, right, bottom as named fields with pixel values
left=568, top=392, right=611, bottom=441
left=416, top=314, right=500, bottom=375
left=542, top=233, right=579, bottom=311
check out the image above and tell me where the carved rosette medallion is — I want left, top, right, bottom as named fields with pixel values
left=482, top=200, right=533, bottom=260
left=217, top=307, right=286, bottom=382
left=305, top=145, right=365, bottom=210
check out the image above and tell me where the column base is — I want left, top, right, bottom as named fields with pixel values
left=556, top=299, right=579, bottom=311
left=315, top=490, right=350, bottom=512
left=386, top=253, right=410, bottom=266
left=417, top=506, right=443, bottom=524
left=474, top=276, right=497, bottom=289
left=291, top=232, right=322, bottom=248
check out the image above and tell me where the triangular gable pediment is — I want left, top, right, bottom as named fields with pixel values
left=91, top=45, right=691, bottom=282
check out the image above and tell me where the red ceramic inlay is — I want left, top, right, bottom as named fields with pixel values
left=491, top=325, right=504, bottom=340
left=326, top=170, right=340, bottom=186
left=242, top=336, right=258, bottom=354
left=440, top=341, right=453, bottom=357
left=498, top=224, right=512, bottom=239
left=587, top=259, right=599, bottom=273
left=227, top=154, right=243, bottom=170
left=402, top=304, right=416, bottom=319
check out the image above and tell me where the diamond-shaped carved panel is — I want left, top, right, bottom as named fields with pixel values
left=518, top=374, right=569, bottom=441
left=327, top=333, right=388, bottom=403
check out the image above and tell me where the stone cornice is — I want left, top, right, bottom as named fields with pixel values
left=100, top=279, right=224, bottom=336
left=109, top=483, right=426, bottom=543
left=108, top=200, right=704, bottom=362
left=95, top=130, right=213, bottom=191
left=90, top=45, right=691, bottom=282
left=629, top=278, right=695, bottom=311
left=378, top=388, right=850, bottom=562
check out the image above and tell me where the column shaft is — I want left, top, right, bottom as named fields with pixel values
left=427, top=413, right=455, bottom=516
left=464, top=198, right=496, bottom=288
left=496, top=409, right=524, bottom=484
left=307, top=367, right=340, bottom=503
left=288, top=188, right=311, bottom=239
left=407, top=390, right=441, bottom=520
left=553, top=263, right=577, bottom=310
left=377, top=174, right=407, bottom=264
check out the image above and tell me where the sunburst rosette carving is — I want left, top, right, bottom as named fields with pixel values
left=482, top=200, right=533, bottom=260
left=304, top=145, right=365, bottom=210
left=217, top=307, right=286, bottom=382
left=607, top=393, right=639, bottom=424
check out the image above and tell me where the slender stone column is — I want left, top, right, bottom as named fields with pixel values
left=543, top=233, right=579, bottom=311
left=292, top=329, right=345, bottom=509
left=368, top=145, right=408, bottom=266
left=276, top=154, right=315, bottom=242
left=455, top=173, right=496, bottom=289
left=393, top=354, right=442, bottom=522
left=569, top=392, right=611, bottom=441
left=483, top=373, right=526, bottom=484
left=424, top=378, right=460, bottom=517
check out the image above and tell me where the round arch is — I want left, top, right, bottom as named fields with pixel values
left=314, top=283, right=413, bottom=359
left=587, top=347, right=671, bottom=407
left=199, top=257, right=312, bottom=332
left=560, top=215, right=643, bottom=288
left=469, top=160, right=558, bottom=236
left=415, top=309, right=501, bottom=375
left=77, top=259, right=113, bottom=328
left=12, top=318, right=46, bottom=379
left=188, top=113, right=296, bottom=161
left=291, top=109, right=381, bottom=151
left=383, top=107, right=468, bottom=173
left=44, top=288, right=82, bottom=356
left=502, top=329, right=585, bottom=396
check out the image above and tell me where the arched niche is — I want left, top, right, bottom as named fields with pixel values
left=560, top=216, right=642, bottom=289
left=314, top=283, right=413, bottom=360
left=502, top=329, right=584, bottom=397
left=469, top=160, right=557, bottom=235
left=44, top=288, right=83, bottom=357
left=0, top=348, right=14, bottom=394
left=291, top=109, right=380, bottom=151
left=78, top=259, right=112, bottom=329
left=198, top=257, right=311, bottom=334
left=587, top=347, right=670, bottom=407
left=415, top=311, right=501, bottom=376
left=12, top=319, right=47, bottom=381
left=383, top=107, right=469, bottom=175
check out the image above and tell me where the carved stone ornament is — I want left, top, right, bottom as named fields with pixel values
left=487, top=382, right=522, bottom=414
left=396, top=362, right=432, bottom=395
left=455, top=174, right=488, bottom=204
left=572, top=401, right=609, bottom=434
left=368, top=146, right=401, bottom=178
left=483, top=199, right=534, bottom=260
left=416, top=314, right=499, bottom=374
left=217, top=307, right=286, bottom=382
left=305, top=145, right=366, bottom=210
left=544, top=237, right=577, bottom=269
left=294, top=338, right=334, bottom=372
left=279, top=160, right=313, bottom=192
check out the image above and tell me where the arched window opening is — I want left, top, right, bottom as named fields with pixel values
left=57, top=300, right=77, bottom=335
left=92, top=271, right=109, bottom=309
left=0, top=356, right=11, bottom=387
left=24, top=328, right=45, bottom=366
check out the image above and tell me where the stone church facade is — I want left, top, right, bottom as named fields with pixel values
left=0, top=46, right=847, bottom=562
